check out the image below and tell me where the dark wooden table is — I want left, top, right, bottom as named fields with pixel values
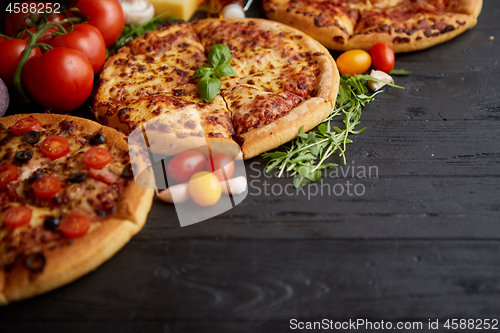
left=1, top=0, right=500, bottom=331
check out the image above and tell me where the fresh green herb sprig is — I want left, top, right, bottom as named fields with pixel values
left=108, top=13, right=178, bottom=56
left=389, top=69, right=412, bottom=75
left=262, top=74, right=404, bottom=188
left=193, top=44, right=236, bottom=103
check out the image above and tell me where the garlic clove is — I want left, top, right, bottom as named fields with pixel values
left=119, top=0, right=155, bottom=25
left=157, top=182, right=190, bottom=204
left=368, top=69, right=394, bottom=91
left=220, top=176, right=247, bottom=195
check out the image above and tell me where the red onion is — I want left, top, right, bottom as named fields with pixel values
left=0, top=78, right=9, bottom=117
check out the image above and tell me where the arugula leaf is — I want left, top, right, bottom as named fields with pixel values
left=389, top=69, right=412, bottom=75
left=262, top=73, right=406, bottom=188
left=198, top=76, right=221, bottom=103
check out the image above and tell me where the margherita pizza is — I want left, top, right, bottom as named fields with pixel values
left=0, top=114, right=154, bottom=305
left=263, top=0, right=483, bottom=52
left=93, top=18, right=339, bottom=159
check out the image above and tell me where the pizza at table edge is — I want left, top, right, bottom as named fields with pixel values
left=263, top=0, right=483, bottom=52
left=0, top=114, right=154, bottom=305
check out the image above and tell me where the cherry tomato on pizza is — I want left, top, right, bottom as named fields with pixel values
left=47, top=24, right=107, bottom=74
left=40, top=135, right=70, bottom=159
left=22, top=47, right=94, bottom=113
left=0, top=164, right=19, bottom=190
left=32, top=175, right=62, bottom=198
left=336, top=50, right=372, bottom=75
left=168, top=150, right=207, bottom=183
left=188, top=171, right=222, bottom=207
left=206, top=153, right=235, bottom=182
left=0, top=39, right=40, bottom=87
left=12, top=117, right=41, bottom=135
left=370, top=42, right=395, bottom=73
left=2, top=205, right=32, bottom=228
left=74, top=0, right=125, bottom=47
left=60, top=211, right=91, bottom=238
left=83, top=147, right=113, bottom=169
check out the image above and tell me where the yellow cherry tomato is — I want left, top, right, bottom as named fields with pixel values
left=188, top=171, right=222, bottom=207
left=336, top=50, right=372, bottom=75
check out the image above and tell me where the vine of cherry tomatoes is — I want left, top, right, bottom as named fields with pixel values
left=0, top=0, right=125, bottom=113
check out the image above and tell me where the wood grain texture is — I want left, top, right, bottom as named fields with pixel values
left=1, top=0, right=500, bottom=330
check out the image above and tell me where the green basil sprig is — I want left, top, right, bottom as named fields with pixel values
left=193, top=44, right=236, bottom=103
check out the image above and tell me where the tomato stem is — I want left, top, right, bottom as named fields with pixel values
left=12, top=16, right=83, bottom=104
left=0, top=33, right=9, bottom=40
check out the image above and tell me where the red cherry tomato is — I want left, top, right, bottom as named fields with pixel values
left=40, top=135, right=70, bottom=159
left=0, top=164, right=19, bottom=190
left=60, top=211, right=91, bottom=238
left=47, top=24, right=106, bottom=74
left=0, top=39, right=40, bottom=87
left=3, top=1, right=65, bottom=37
left=206, top=153, right=235, bottom=182
left=75, top=0, right=125, bottom=47
left=337, top=50, right=372, bottom=75
left=370, top=42, right=395, bottom=73
left=2, top=205, right=32, bottom=228
left=32, top=175, right=62, bottom=198
left=12, top=117, right=41, bottom=135
left=22, top=47, right=94, bottom=113
left=83, top=147, right=113, bottom=169
left=168, top=150, right=207, bottom=183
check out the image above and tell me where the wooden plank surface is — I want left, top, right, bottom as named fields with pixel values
left=1, top=0, right=500, bottom=331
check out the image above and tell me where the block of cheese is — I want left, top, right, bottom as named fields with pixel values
left=149, top=0, right=200, bottom=21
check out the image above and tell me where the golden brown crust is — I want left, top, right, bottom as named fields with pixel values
left=263, top=0, right=483, bottom=53
left=240, top=98, right=333, bottom=159
left=0, top=218, right=141, bottom=305
left=0, top=114, right=154, bottom=305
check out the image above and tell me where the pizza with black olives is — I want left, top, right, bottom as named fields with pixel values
left=0, top=113, right=154, bottom=305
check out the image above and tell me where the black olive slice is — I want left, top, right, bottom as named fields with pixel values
left=95, top=209, right=106, bottom=217
left=26, top=253, right=46, bottom=272
left=68, top=172, right=87, bottom=183
left=23, top=131, right=41, bottom=145
left=122, top=163, right=134, bottom=177
left=28, top=172, right=44, bottom=183
left=90, top=133, right=106, bottom=145
left=15, top=150, right=33, bottom=163
left=44, top=216, right=61, bottom=230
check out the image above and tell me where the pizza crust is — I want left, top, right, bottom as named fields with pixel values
left=263, top=0, right=483, bottom=53
left=0, top=114, right=154, bottom=305
left=240, top=97, right=333, bottom=159
left=0, top=217, right=142, bottom=305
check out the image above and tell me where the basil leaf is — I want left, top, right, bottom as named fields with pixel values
left=208, top=44, right=232, bottom=68
left=214, top=64, right=236, bottom=78
left=193, top=67, right=214, bottom=78
left=198, top=76, right=221, bottom=103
